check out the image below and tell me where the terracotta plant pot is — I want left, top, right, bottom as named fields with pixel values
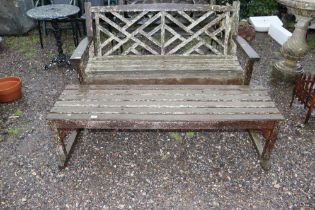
left=0, top=77, right=22, bottom=103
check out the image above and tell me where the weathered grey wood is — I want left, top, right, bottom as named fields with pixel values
left=235, top=35, right=260, bottom=85
left=73, top=2, right=259, bottom=86
left=52, top=105, right=280, bottom=113
left=65, top=130, right=79, bottom=154
left=48, top=85, right=283, bottom=170
left=161, top=11, right=165, bottom=55
left=248, top=130, right=264, bottom=155
left=59, top=92, right=271, bottom=101
left=49, top=121, right=80, bottom=168
left=231, top=1, right=240, bottom=37
left=53, top=101, right=277, bottom=109
left=91, top=3, right=234, bottom=56
left=84, top=72, right=244, bottom=85
left=65, top=84, right=267, bottom=91
left=48, top=85, right=284, bottom=123
left=83, top=55, right=244, bottom=84
left=236, top=36, right=260, bottom=60
left=85, top=2, right=93, bottom=42
left=260, top=122, right=279, bottom=170
left=48, top=113, right=284, bottom=124
left=90, top=3, right=235, bottom=12
left=92, top=54, right=239, bottom=61
left=50, top=123, right=67, bottom=168
left=71, top=38, right=90, bottom=60
left=70, top=37, right=90, bottom=83
left=95, top=13, right=101, bottom=56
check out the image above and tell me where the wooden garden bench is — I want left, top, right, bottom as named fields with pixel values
left=70, top=2, right=260, bottom=85
left=47, top=2, right=284, bottom=170
left=47, top=85, right=283, bottom=170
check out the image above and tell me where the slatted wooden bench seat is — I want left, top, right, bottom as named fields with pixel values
left=70, top=2, right=260, bottom=85
left=47, top=85, right=284, bottom=170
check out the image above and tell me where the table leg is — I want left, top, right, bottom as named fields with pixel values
left=44, top=20, right=74, bottom=71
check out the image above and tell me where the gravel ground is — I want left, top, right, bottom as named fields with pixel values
left=0, top=30, right=314, bottom=209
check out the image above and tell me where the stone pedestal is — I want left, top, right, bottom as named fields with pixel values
left=273, top=16, right=313, bottom=82
left=274, top=0, right=315, bottom=83
left=0, top=0, right=36, bottom=35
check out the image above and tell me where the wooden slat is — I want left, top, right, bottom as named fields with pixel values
left=87, top=59, right=241, bottom=66
left=90, top=4, right=235, bottom=13
left=53, top=101, right=277, bottom=109
left=51, top=107, right=280, bottom=115
left=86, top=66, right=243, bottom=73
left=236, top=36, right=260, bottom=60
left=89, top=59, right=240, bottom=66
left=85, top=2, right=93, bottom=41
left=47, top=113, right=284, bottom=122
left=59, top=88, right=273, bottom=96
left=64, top=84, right=267, bottom=91
left=86, top=67, right=242, bottom=73
left=70, top=38, right=89, bottom=60
left=85, top=71, right=243, bottom=81
left=91, top=55, right=238, bottom=61
left=59, top=93, right=271, bottom=102
left=49, top=119, right=280, bottom=131
left=95, top=13, right=101, bottom=56
left=65, top=131, right=79, bottom=154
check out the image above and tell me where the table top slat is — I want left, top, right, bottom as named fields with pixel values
left=48, top=85, right=284, bottom=124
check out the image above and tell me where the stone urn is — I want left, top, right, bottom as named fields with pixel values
left=273, top=0, right=315, bottom=83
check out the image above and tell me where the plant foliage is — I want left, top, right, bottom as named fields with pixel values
left=216, top=0, right=279, bottom=18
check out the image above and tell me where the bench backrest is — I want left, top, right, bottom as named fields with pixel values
left=85, top=2, right=240, bottom=57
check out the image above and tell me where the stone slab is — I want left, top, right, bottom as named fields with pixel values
left=268, top=24, right=292, bottom=45
left=249, top=16, right=283, bottom=32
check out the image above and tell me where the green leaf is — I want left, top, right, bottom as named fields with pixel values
left=169, top=132, right=182, bottom=141
left=14, top=109, right=23, bottom=117
left=8, top=128, right=20, bottom=137
left=186, top=132, right=195, bottom=139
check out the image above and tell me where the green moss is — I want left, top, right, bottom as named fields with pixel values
left=5, top=31, right=39, bottom=59
left=169, top=132, right=182, bottom=141
left=307, top=34, right=315, bottom=50
left=8, top=128, right=20, bottom=137
left=186, top=131, right=196, bottom=139
left=283, top=20, right=295, bottom=30
left=63, top=41, right=76, bottom=54
left=14, top=109, right=23, bottom=117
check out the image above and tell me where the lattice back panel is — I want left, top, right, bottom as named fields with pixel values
left=90, top=3, right=238, bottom=57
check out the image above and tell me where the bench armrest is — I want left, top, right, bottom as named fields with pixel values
left=70, top=37, right=91, bottom=83
left=235, top=35, right=260, bottom=85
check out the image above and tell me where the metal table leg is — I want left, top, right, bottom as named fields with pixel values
left=44, top=19, right=74, bottom=71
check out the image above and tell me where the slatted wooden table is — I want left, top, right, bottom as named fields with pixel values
left=47, top=85, right=284, bottom=170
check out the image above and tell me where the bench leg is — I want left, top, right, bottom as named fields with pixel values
left=50, top=123, right=81, bottom=169
left=305, top=103, right=314, bottom=124
left=249, top=122, right=280, bottom=171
